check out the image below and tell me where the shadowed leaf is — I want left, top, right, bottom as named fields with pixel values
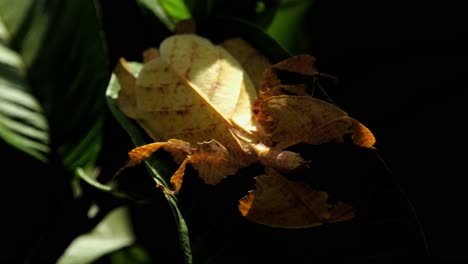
left=239, top=167, right=355, bottom=228
left=0, top=19, right=49, bottom=161
left=0, top=0, right=110, bottom=171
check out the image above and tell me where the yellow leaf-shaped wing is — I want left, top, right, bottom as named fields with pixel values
left=221, top=38, right=271, bottom=91
left=135, top=55, right=255, bottom=165
left=135, top=58, right=213, bottom=141
left=114, top=58, right=138, bottom=119
left=158, top=35, right=256, bottom=124
left=220, top=38, right=271, bottom=131
left=239, top=168, right=354, bottom=228
left=159, top=34, right=239, bottom=116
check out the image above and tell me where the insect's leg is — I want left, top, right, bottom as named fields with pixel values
left=168, top=158, right=189, bottom=194
left=162, top=140, right=240, bottom=194
left=113, top=142, right=168, bottom=179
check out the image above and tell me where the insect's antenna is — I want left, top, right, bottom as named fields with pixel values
left=314, top=80, right=336, bottom=106
left=312, top=72, right=339, bottom=106
left=314, top=72, right=338, bottom=82
left=373, top=148, right=431, bottom=256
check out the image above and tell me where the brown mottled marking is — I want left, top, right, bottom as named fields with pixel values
left=176, top=109, right=190, bottom=116
left=207, top=75, right=221, bottom=99
left=183, top=66, right=192, bottom=79
left=156, top=84, right=168, bottom=92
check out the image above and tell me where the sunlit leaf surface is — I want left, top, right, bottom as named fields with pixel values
left=57, top=207, right=135, bottom=264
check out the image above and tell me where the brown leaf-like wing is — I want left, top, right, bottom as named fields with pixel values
left=239, top=168, right=354, bottom=228
left=271, top=54, right=318, bottom=76
left=255, top=95, right=376, bottom=149
left=260, top=55, right=318, bottom=97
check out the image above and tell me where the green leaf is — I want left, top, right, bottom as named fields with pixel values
left=157, top=0, right=191, bottom=24
left=177, top=0, right=280, bottom=30
left=0, top=0, right=110, bottom=171
left=108, top=244, right=152, bottom=264
left=0, top=19, right=49, bottom=162
left=136, top=0, right=177, bottom=31
left=266, top=0, right=313, bottom=54
left=106, top=62, right=192, bottom=264
left=184, top=0, right=213, bottom=20
left=57, top=207, right=135, bottom=264
left=196, top=16, right=291, bottom=62
left=76, top=167, right=146, bottom=202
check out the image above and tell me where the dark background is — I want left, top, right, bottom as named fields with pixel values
left=306, top=0, right=467, bottom=260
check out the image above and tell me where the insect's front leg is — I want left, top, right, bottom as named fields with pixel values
left=112, top=139, right=191, bottom=183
